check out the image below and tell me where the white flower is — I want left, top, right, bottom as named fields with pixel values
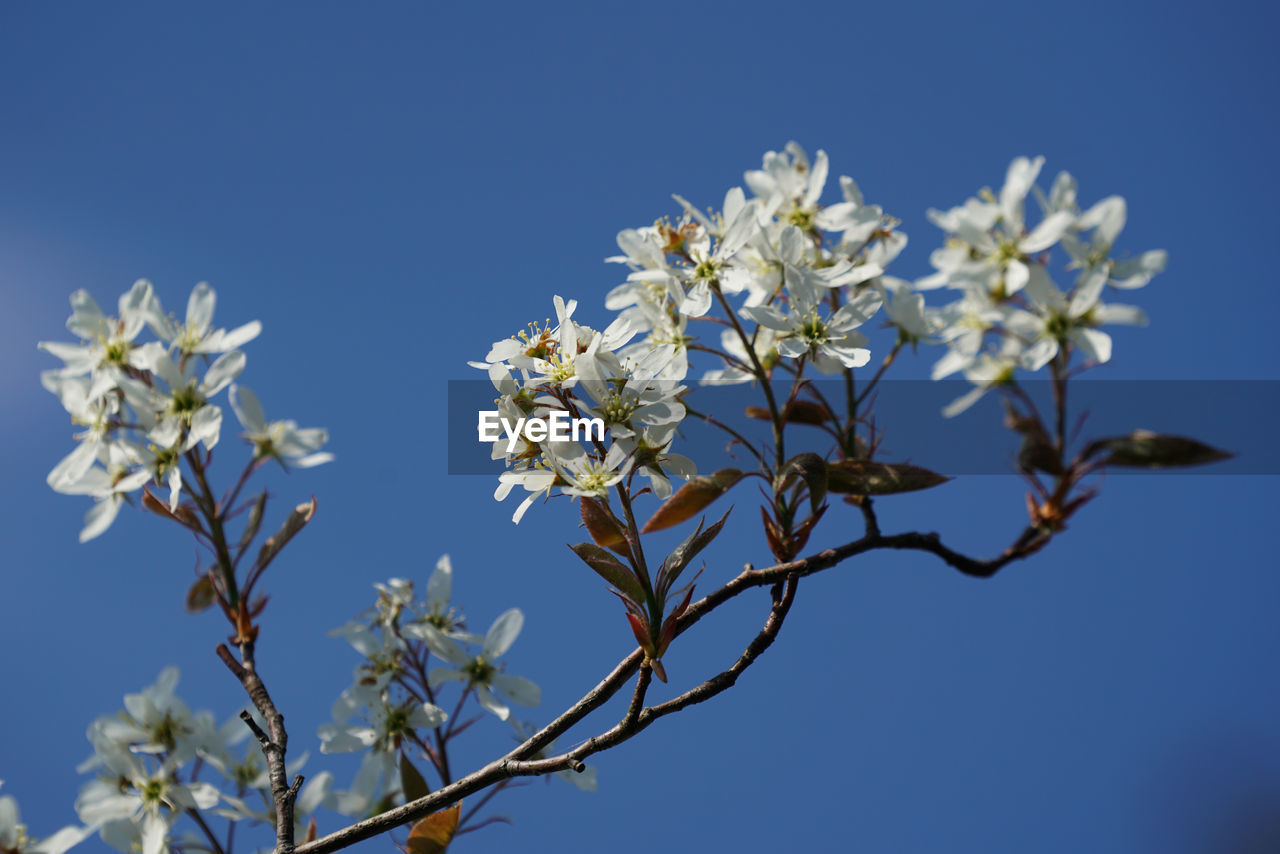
left=318, top=672, right=447, bottom=754
left=1012, top=265, right=1149, bottom=369
left=0, top=783, right=92, bottom=854
left=740, top=267, right=881, bottom=372
left=37, top=280, right=162, bottom=402
left=613, top=424, right=696, bottom=500
left=921, top=156, right=1075, bottom=296
left=149, top=282, right=261, bottom=355
left=875, top=277, right=932, bottom=344
left=671, top=196, right=760, bottom=317
left=744, top=142, right=830, bottom=225
left=228, top=385, right=334, bottom=468
left=398, top=555, right=478, bottom=644
left=50, top=443, right=152, bottom=541
left=574, top=338, right=685, bottom=441
left=77, top=667, right=202, bottom=768
left=1060, top=192, right=1168, bottom=290
left=41, top=373, right=121, bottom=494
left=75, top=750, right=218, bottom=854
left=545, top=442, right=633, bottom=499
left=428, top=609, right=540, bottom=721
left=117, top=346, right=242, bottom=454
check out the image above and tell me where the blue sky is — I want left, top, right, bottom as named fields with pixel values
left=2, top=2, right=1277, bottom=852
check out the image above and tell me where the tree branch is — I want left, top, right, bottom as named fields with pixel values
left=292, top=523, right=1046, bottom=853
left=218, top=642, right=301, bottom=853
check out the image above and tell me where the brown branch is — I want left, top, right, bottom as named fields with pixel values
left=293, top=523, right=1045, bottom=854
left=622, top=662, right=653, bottom=730
left=506, top=572, right=801, bottom=779
left=218, top=642, right=301, bottom=853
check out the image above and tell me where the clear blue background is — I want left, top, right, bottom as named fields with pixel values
left=2, top=2, right=1277, bottom=852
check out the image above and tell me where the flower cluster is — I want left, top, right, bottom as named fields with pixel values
left=916, top=156, right=1166, bottom=414
left=476, top=144, right=917, bottom=522
left=71, top=667, right=330, bottom=854
left=473, top=296, right=692, bottom=522
left=609, top=143, right=900, bottom=381
left=39, top=282, right=332, bottom=541
left=322, top=556, right=563, bottom=816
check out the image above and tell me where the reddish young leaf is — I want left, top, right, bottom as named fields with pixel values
left=569, top=543, right=646, bottom=603
left=580, top=497, right=630, bottom=555
left=406, top=803, right=461, bottom=854
left=745, top=399, right=831, bottom=426
left=184, top=574, right=216, bottom=613
left=641, top=469, right=744, bottom=533
left=625, top=612, right=655, bottom=658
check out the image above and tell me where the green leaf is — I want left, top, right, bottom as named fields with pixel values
left=641, top=469, right=744, bottom=533
left=400, top=753, right=431, bottom=804
left=826, top=460, right=951, bottom=495
left=569, top=543, right=646, bottom=603
left=1085, top=430, right=1234, bottom=469
left=255, top=497, right=317, bottom=574
left=777, top=452, right=828, bottom=512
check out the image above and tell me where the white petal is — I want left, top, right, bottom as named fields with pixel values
left=484, top=608, right=524, bottom=658
left=80, top=496, right=122, bottom=542
left=473, top=686, right=510, bottom=721
left=1073, top=328, right=1112, bottom=363
left=200, top=350, right=245, bottom=396
left=229, top=385, right=266, bottom=433
left=1095, top=303, right=1148, bottom=326
left=1078, top=196, right=1126, bottom=247
left=295, top=771, right=333, bottom=815
left=739, top=305, right=793, bottom=333
left=66, top=290, right=108, bottom=340
left=188, top=405, right=223, bottom=451
left=1069, top=267, right=1108, bottom=317
left=213, top=320, right=262, bottom=352
left=802, top=149, right=829, bottom=209
left=31, top=824, right=95, bottom=854
left=942, top=385, right=989, bottom=418
left=821, top=343, right=870, bottom=369
left=428, top=555, right=453, bottom=608
left=1109, top=249, right=1168, bottom=289
left=491, top=673, right=541, bottom=707
left=679, top=281, right=712, bottom=318
left=999, top=155, right=1044, bottom=224
left=140, top=811, right=167, bottom=854
left=186, top=282, right=216, bottom=333
left=1019, top=337, right=1058, bottom=372
left=1004, top=260, right=1030, bottom=295
left=1020, top=210, right=1074, bottom=253
left=48, top=441, right=99, bottom=491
